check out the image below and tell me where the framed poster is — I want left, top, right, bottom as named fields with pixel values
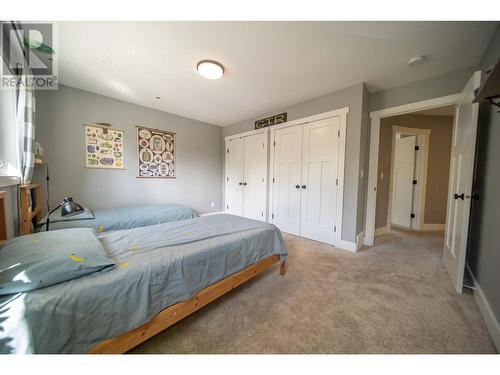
left=85, top=125, right=124, bottom=169
left=136, top=126, right=176, bottom=178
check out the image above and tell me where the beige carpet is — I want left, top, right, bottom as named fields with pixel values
left=131, top=229, right=496, bottom=354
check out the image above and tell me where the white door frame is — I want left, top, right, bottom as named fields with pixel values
left=269, top=107, right=349, bottom=247
left=387, top=126, right=431, bottom=232
left=364, top=93, right=462, bottom=246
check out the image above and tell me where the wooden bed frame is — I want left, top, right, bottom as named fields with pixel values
left=16, top=183, right=287, bottom=353
left=88, top=254, right=286, bottom=354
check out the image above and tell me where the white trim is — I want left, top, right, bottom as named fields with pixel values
left=365, top=93, right=462, bottom=247
left=356, top=231, right=364, bottom=251
left=392, top=126, right=431, bottom=135
left=422, top=223, right=445, bottom=231
left=224, top=127, right=268, bottom=141
left=467, top=264, right=500, bottom=352
left=364, top=116, right=381, bottom=246
left=270, top=107, right=350, bottom=132
left=336, top=111, right=347, bottom=247
left=335, top=239, right=357, bottom=252
left=268, top=129, right=275, bottom=223
left=370, top=94, right=462, bottom=119
left=387, top=126, right=431, bottom=231
left=199, top=211, right=225, bottom=216
left=269, top=107, right=349, bottom=247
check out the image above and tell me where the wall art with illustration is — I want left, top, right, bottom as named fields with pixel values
left=85, top=125, right=124, bottom=169
left=137, top=126, right=175, bottom=178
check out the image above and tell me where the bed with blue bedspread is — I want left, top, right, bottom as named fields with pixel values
left=0, top=214, right=287, bottom=354
left=36, top=203, right=198, bottom=232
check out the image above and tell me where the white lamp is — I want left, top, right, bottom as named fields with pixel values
left=197, top=60, right=224, bottom=80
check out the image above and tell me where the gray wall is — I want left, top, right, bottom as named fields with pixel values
left=369, top=66, right=477, bottom=112
left=375, top=114, right=453, bottom=229
left=223, top=83, right=366, bottom=243
left=467, top=24, right=500, bottom=348
left=34, top=85, right=223, bottom=214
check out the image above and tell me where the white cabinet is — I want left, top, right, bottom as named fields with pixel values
left=225, top=131, right=268, bottom=221
left=271, top=114, right=346, bottom=245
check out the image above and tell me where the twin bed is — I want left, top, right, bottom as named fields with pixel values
left=0, top=189, right=288, bottom=354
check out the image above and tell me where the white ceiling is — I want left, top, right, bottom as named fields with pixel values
left=57, top=21, right=497, bottom=126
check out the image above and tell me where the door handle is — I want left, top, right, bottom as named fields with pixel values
left=243, top=182, right=247, bottom=186
left=301, top=185, right=307, bottom=189
left=472, top=194, right=480, bottom=200
left=238, top=182, right=243, bottom=186
left=454, top=193, right=465, bottom=200
left=295, top=185, right=300, bottom=189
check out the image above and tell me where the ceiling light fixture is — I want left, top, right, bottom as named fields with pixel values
left=408, top=55, right=425, bottom=66
left=197, top=60, right=224, bottom=80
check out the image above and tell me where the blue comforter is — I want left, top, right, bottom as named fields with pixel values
left=37, top=203, right=198, bottom=232
left=0, top=214, right=287, bottom=353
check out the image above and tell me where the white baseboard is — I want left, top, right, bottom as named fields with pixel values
left=199, top=211, right=225, bottom=216
left=467, top=264, right=500, bottom=352
left=374, top=226, right=390, bottom=237
left=335, top=239, right=357, bottom=252
left=363, top=237, right=373, bottom=246
left=356, top=231, right=364, bottom=251
left=422, top=223, right=445, bottom=231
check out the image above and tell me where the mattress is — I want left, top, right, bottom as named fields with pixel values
left=0, top=214, right=287, bottom=353
left=36, top=203, right=198, bottom=232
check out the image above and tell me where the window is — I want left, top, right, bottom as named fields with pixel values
left=0, top=59, right=19, bottom=182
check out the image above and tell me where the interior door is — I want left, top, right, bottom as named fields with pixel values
left=299, top=117, right=339, bottom=244
left=225, top=137, right=244, bottom=216
left=391, top=134, right=417, bottom=228
left=243, top=132, right=267, bottom=221
left=443, top=71, right=481, bottom=294
left=272, top=125, right=303, bottom=235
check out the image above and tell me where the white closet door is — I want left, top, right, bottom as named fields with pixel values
left=391, top=134, right=417, bottom=228
left=243, top=132, right=267, bottom=221
left=299, top=117, right=339, bottom=244
left=272, top=125, right=303, bottom=235
left=225, top=138, right=244, bottom=216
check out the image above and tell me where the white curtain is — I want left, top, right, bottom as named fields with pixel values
left=16, top=76, right=36, bottom=184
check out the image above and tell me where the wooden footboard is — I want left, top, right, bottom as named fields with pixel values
left=88, top=254, right=285, bottom=354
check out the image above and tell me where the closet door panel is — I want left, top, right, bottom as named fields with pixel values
left=300, top=117, right=339, bottom=244
left=243, top=132, right=267, bottom=221
left=272, top=125, right=302, bottom=235
left=225, top=138, right=244, bottom=216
